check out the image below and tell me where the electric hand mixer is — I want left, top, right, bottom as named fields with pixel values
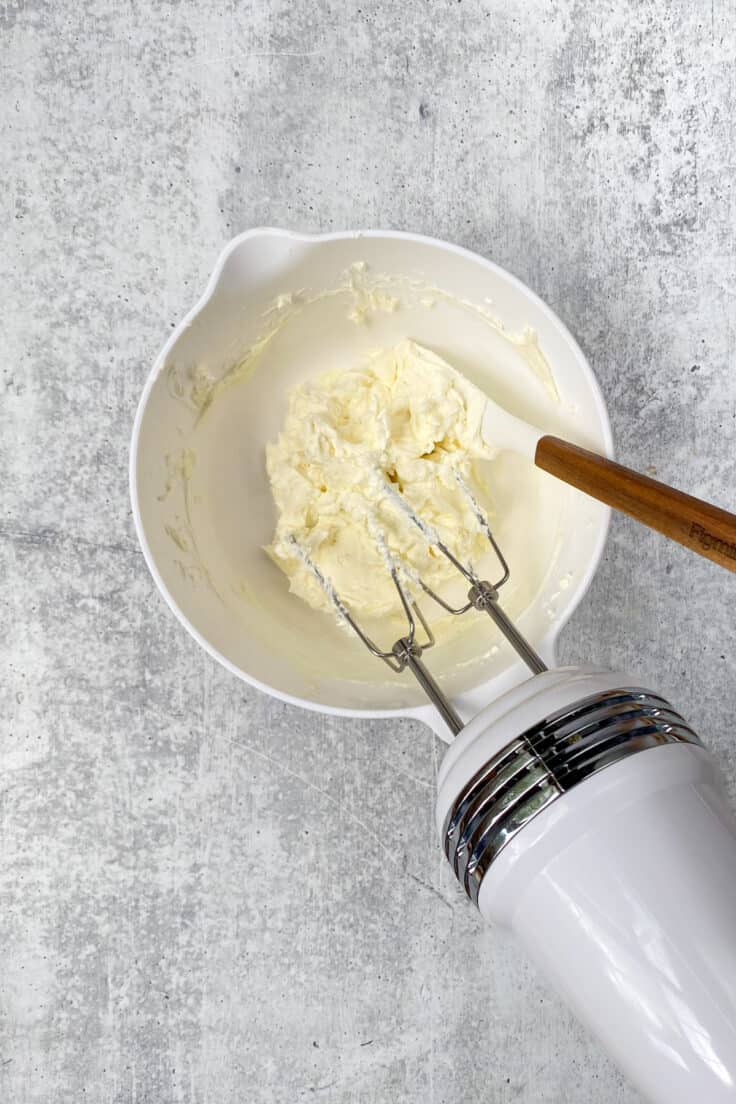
left=132, top=228, right=736, bottom=1104
left=286, top=437, right=736, bottom=1103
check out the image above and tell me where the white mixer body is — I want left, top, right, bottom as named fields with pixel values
left=436, top=667, right=736, bottom=1102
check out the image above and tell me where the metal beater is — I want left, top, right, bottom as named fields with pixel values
left=289, top=470, right=546, bottom=737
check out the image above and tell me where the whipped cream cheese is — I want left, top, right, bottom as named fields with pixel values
left=266, top=340, right=498, bottom=619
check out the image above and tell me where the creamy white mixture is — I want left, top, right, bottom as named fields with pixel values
left=266, top=340, right=498, bottom=619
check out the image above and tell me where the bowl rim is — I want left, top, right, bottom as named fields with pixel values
left=129, top=226, right=613, bottom=725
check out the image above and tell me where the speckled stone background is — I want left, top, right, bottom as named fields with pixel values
left=2, top=2, right=736, bottom=1102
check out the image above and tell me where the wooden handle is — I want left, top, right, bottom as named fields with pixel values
left=535, top=435, right=736, bottom=573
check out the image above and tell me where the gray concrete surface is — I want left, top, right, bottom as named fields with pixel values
left=2, top=2, right=736, bottom=1101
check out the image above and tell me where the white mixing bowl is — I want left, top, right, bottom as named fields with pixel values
left=130, top=228, right=612, bottom=739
